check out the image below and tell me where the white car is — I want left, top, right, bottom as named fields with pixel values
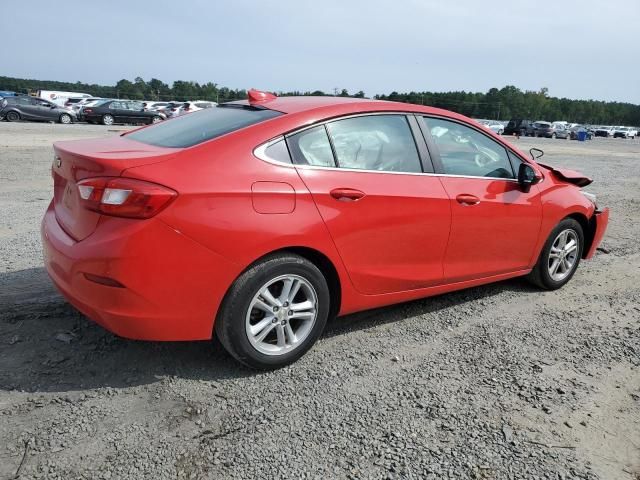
left=478, top=120, right=504, bottom=135
left=614, top=127, right=637, bottom=139
left=167, top=101, right=218, bottom=118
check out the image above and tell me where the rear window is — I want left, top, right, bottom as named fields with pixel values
left=127, top=105, right=283, bottom=148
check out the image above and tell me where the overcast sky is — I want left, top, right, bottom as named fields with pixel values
left=7, top=0, right=640, bottom=103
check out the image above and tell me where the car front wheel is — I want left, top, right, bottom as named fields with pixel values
left=527, top=218, right=584, bottom=290
left=215, top=253, right=330, bottom=369
left=59, top=113, right=72, bottom=124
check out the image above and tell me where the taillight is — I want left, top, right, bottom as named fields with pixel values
left=84, top=108, right=93, bottom=113
left=76, top=177, right=177, bottom=219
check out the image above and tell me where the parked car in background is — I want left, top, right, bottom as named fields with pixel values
left=71, top=97, right=104, bottom=115
left=569, top=125, right=593, bottom=140
left=526, top=121, right=553, bottom=137
left=41, top=90, right=609, bottom=369
left=0, top=96, right=76, bottom=123
left=550, top=122, right=571, bottom=139
left=504, top=118, right=534, bottom=136
left=81, top=100, right=165, bottom=125
left=613, top=127, right=636, bottom=139
left=168, top=101, right=218, bottom=118
left=77, top=99, right=110, bottom=122
left=594, top=126, right=615, bottom=137
left=478, top=120, right=504, bottom=135
left=144, top=102, right=173, bottom=111
left=628, top=127, right=638, bottom=138
left=159, top=102, right=185, bottom=119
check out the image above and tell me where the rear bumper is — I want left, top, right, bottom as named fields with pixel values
left=41, top=201, right=240, bottom=341
left=585, top=208, right=610, bottom=259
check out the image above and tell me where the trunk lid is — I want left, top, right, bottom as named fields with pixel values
left=52, top=136, right=178, bottom=241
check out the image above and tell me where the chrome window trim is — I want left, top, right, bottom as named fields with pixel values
left=252, top=113, right=520, bottom=183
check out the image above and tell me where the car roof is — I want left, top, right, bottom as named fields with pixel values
left=225, top=95, right=467, bottom=120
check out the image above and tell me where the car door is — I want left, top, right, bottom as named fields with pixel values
left=129, top=101, right=146, bottom=122
left=419, top=116, right=542, bottom=283
left=18, top=97, right=42, bottom=120
left=108, top=101, right=127, bottom=122
left=35, top=99, right=59, bottom=121
left=289, top=114, right=451, bottom=295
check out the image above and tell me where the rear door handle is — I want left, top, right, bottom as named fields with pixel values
left=330, top=188, right=366, bottom=202
left=456, top=193, right=480, bottom=206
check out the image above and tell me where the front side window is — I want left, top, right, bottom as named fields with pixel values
left=423, top=117, right=515, bottom=179
left=326, top=115, right=422, bottom=173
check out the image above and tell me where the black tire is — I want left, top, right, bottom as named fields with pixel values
left=527, top=218, right=584, bottom=290
left=215, top=253, right=331, bottom=369
left=59, top=113, right=72, bottom=124
left=5, top=111, right=20, bottom=122
left=102, top=114, right=114, bottom=126
left=151, top=115, right=162, bottom=124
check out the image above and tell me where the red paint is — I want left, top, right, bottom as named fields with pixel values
left=251, top=182, right=296, bottom=214
left=41, top=95, right=609, bottom=341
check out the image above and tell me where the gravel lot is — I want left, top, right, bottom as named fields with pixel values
left=1, top=122, right=638, bottom=480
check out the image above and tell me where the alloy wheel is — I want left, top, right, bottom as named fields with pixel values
left=245, top=275, right=318, bottom=356
left=548, top=229, right=579, bottom=281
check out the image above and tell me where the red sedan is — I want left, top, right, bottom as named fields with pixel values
left=41, top=90, right=609, bottom=369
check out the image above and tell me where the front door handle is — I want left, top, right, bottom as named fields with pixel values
left=456, top=193, right=480, bottom=206
left=330, top=188, right=366, bottom=202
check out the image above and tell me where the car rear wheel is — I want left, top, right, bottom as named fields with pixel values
left=527, top=218, right=583, bottom=290
left=59, top=113, right=72, bottom=124
left=5, top=111, right=20, bottom=122
left=102, top=114, right=114, bottom=126
left=215, top=253, right=330, bottom=369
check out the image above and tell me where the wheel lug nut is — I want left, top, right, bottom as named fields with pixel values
left=273, top=306, right=279, bottom=312
left=283, top=302, right=289, bottom=307
left=288, top=310, right=293, bottom=316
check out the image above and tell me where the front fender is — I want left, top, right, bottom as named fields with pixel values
left=529, top=181, right=595, bottom=267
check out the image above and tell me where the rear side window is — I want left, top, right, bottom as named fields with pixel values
left=287, top=126, right=336, bottom=167
left=261, top=138, right=292, bottom=164
left=326, top=115, right=422, bottom=173
left=127, top=106, right=283, bottom=148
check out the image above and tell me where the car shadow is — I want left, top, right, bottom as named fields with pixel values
left=0, top=267, right=538, bottom=394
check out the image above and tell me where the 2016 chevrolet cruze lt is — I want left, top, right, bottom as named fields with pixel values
left=41, top=90, right=609, bottom=369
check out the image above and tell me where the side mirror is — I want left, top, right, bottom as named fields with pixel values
left=518, top=163, right=539, bottom=192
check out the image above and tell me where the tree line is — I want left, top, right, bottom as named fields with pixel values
left=1, top=75, right=638, bottom=125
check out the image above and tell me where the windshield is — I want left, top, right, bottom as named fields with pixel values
left=126, top=105, right=283, bottom=148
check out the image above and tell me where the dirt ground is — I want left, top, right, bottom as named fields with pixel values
left=0, top=122, right=638, bottom=479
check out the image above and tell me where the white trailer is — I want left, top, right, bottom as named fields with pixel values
left=36, top=90, right=92, bottom=107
